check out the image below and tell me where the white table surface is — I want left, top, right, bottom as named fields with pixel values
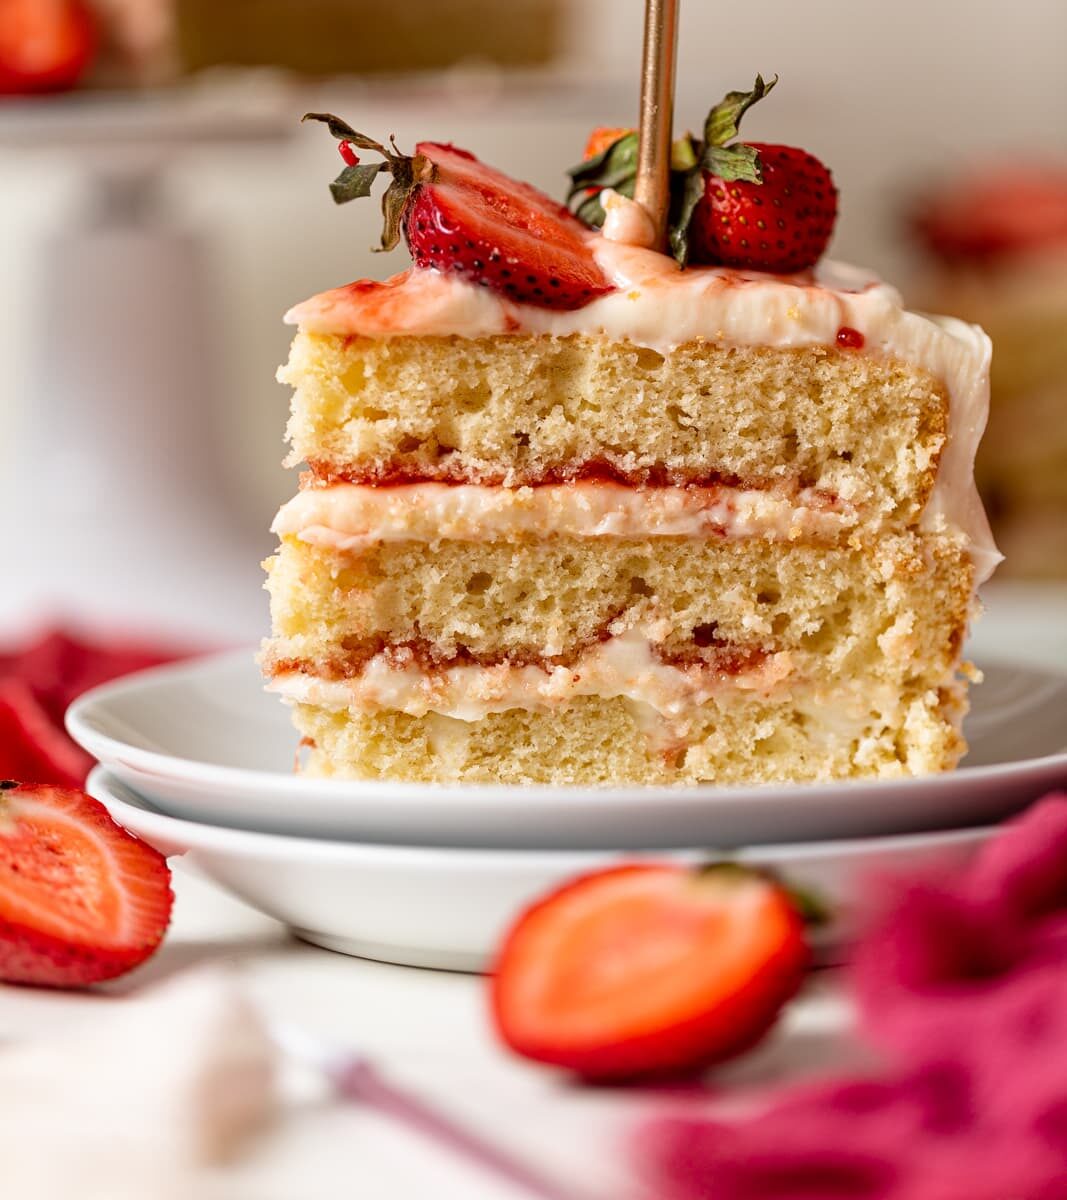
left=1, top=580, right=1064, bottom=1198
left=0, top=867, right=865, bottom=1200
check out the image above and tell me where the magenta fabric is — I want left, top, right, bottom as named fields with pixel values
left=638, top=796, right=1067, bottom=1200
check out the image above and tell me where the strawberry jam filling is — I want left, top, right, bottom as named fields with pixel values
left=267, top=629, right=793, bottom=721
left=303, top=461, right=837, bottom=493
left=266, top=629, right=769, bottom=682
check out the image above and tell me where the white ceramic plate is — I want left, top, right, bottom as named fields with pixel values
left=88, top=766, right=992, bottom=972
left=68, top=650, right=1067, bottom=850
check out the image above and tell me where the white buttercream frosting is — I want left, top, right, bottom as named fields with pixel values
left=269, top=629, right=793, bottom=722
left=600, top=188, right=658, bottom=248
left=274, top=481, right=855, bottom=550
left=285, top=236, right=999, bottom=583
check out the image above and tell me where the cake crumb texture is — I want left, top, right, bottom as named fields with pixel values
left=291, top=684, right=966, bottom=785
left=264, top=533, right=971, bottom=693
left=281, top=333, right=948, bottom=524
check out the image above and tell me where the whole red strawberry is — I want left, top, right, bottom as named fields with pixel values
left=911, top=168, right=1067, bottom=263
left=568, top=75, right=839, bottom=273
left=303, top=114, right=610, bottom=311
left=691, top=143, right=837, bottom=273
left=0, top=0, right=97, bottom=95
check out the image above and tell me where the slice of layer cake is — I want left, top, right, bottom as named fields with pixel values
left=262, top=84, right=999, bottom=785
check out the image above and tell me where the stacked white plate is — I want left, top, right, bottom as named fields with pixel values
left=69, top=650, right=1067, bottom=971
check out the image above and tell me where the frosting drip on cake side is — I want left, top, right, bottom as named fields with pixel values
left=286, top=236, right=1000, bottom=584
left=274, top=482, right=856, bottom=550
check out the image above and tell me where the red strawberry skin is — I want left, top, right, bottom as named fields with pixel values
left=690, top=143, right=838, bottom=273
left=0, top=783, right=173, bottom=988
left=405, top=142, right=612, bottom=310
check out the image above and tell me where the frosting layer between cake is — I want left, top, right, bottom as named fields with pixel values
left=274, top=481, right=855, bottom=548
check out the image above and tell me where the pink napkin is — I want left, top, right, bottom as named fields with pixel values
left=0, top=628, right=196, bottom=787
left=637, top=795, right=1067, bottom=1200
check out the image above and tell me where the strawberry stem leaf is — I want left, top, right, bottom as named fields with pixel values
left=702, top=143, right=764, bottom=185
left=565, top=132, right=640, bottom=205
left=303, top=113, right=438, bottom=251
left=669, top=167, right=707, bottom=266
left=303, top=112, right=389, bottom=156
left=573, top=174, right=637, bottom=230
left=693, top=861, right=765, bottom=885
left=573, top=190, right=607, bottom=228
left=329, top=161, right=388, bottom=204
left=670, top=132, right=699, bottom=173
left=693, top=860, right=830, bottom=927
left=379, top=175, right=412, bottom=252
left=786, top=883, right=832, bottom=928
left=703, top=74, right=777, bottom=150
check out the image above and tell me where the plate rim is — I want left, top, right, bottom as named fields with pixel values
left=87, top=765, right=995, bottom=865
left=68, top=647, right=1067, bottom=807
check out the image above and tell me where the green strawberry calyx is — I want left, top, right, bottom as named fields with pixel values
left=302, top=112, right=436, bottom=252
left=565, top=74, right=778, bottom=266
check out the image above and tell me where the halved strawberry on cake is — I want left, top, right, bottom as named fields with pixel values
left=261, top=79, right=998, bottom=785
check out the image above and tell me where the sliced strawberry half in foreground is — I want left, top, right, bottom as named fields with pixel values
left=491, top=862, right=809, bottom=1080
left=0, top=782, right=173, bottom=988
left=304, top=113, right=611, bottom=310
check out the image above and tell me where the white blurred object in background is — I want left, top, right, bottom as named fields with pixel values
left=0, top=81, right=293, bottom=640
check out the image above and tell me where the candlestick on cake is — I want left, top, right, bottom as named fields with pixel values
left=261, top=69, right=997, bottom=786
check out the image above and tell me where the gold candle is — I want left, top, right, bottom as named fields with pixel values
left=634, top=0, right=680, bottom=251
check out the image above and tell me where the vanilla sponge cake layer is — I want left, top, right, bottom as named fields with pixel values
left=263, top=533, right=972, bottom=694
left=288, top=683, right=966, bottom=786
left=281, top=333, right=948, bottom=525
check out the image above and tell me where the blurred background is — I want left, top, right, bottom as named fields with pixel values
left=0, top=0, right=1065, bottom=649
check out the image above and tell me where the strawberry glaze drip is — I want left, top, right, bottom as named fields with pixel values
left=305, top=461, right=766, bottom=491
left=836, top=325, right=865, bottom=349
